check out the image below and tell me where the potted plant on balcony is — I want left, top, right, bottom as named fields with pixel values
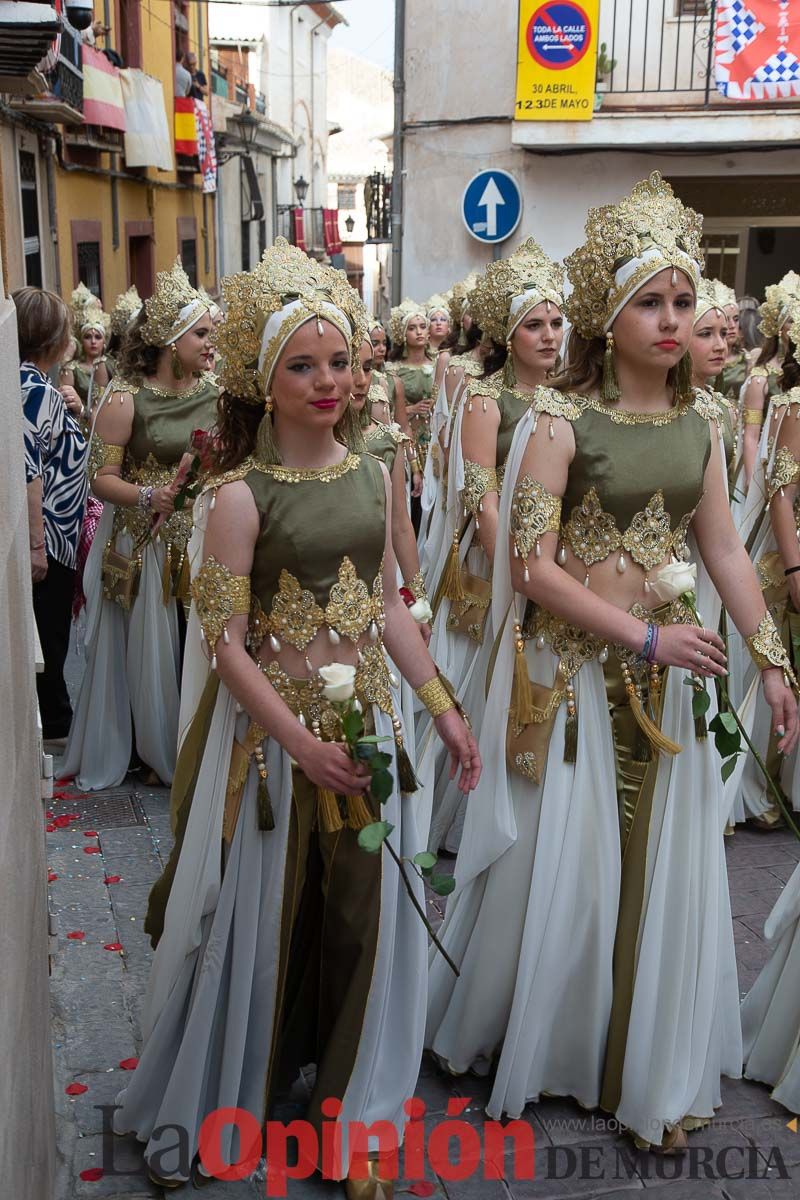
left=594, top=42, right=616, bottom=111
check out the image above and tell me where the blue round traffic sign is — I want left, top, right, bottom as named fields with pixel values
left=461, top=170, right=523, bottom=245
left=527, top=1, right=592, bottom=70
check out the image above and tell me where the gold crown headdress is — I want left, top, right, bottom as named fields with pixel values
left=565, top=172, right=704, bottom=339
left=70, top=283, right=107, bottom=339
left=140, top=258, right=208, bottom=347
left=389, top=298, right=428, bottom=345
left=471, top=237, right=564, bottom=346
left=694, top=277, right=729, bottom=326
left=215, top=238, right=352, bottom=404
left=198, top=285, right=222, bottom=321
left=448, top=272, right=480, bottom=330
left=426, top=293, right=451, bottom=321
left=78, top=302, right=110, bottom=341
left=321, top=263, right=371, bottom=367
left=706, top=278, right=737, bottom=310
left=760, top=271, right=800, bottom=339
left=110, top=285, right=142, bottom=339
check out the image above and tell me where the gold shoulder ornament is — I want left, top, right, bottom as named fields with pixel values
left=190, top=555, right=251, bottom=669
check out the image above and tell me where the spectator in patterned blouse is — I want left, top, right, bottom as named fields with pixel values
left=17, top=287, right=89, bottom=743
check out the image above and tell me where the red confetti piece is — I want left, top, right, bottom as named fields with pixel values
left=52, top=815, right=74, bottom=829
left=408, top=1186, right=436, bottom=1198
left=103, top=943, right=123, bottom=952
left=83, top=846, right=101, bottom=855
left=118, top=1057, right=139, bottom=1070
left=79, top=1168, right=104, bottom=1182
left=65, top=1082, right=88, bottom=1096
left=48, top=870, right=58, bottom=882
left=104, top=875, right=122, bottom=884
left=83, top=831, right=99, bottom=838
left=46, top=811, right=54, bottom=818
left=45, top=824, right=56, bottom=833
left=66, top=931, right=86, bottom=941
left=55, top=774, right=76, bottom=784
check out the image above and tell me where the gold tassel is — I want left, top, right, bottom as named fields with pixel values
left=346, top=793, right=375, bottom=830
left=628, top=690, right=682, bottom=756
left=510, top=623, right=535, bottom=727
left=563, top=683, right=578, bottom=762
left=161, top=543, right=173, bottom=606
left=395, top=738, right=419, bottom=794
left=317, top=788, right=344, bottom=833
left=601, top=332, right=621, bottom=403
left=257, top=775, right=275, bottom=831
left=255, top=408, right=280, bottom=465
left=174, top=548, right=190, bottom=602
left=633, top=725, right=653, bottom=762
left=674, top=350, right=694, bottom=403
left=435, top=528, right=466, bottom=608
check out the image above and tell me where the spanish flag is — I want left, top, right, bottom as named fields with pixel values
left=81, top=45, right=126, bottom=131
left=175, top=97, right=198, bottom=157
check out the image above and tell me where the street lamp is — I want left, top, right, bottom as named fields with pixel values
left=238, top=109, right=260, bottom=150
left=293, top=175, right=309, bottom=206
left=344, top=214, right=355, bottom=234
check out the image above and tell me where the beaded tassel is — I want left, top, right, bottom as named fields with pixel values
left=438, top=527, right=466, bottom=604
left=621, top=662, right=682, bottom=756
left=394, top=717, right=419, bottom=793
left=601, top=331, right=621, bottom=403
left=563, top=682, right=578, bottom=763
left=510, top=621, right=535, bottom=728
left=346, top=794, right=375, bottom=830
left=254, top=745, right=275, bottom=831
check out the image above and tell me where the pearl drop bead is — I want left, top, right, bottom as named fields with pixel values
left=599, top=646, right=609, bottom=664
left=328, top=628, right=341, bottom=646
left=536, top=634, right=546, bottom=651
left=616, top=552, right=626, bottom=574
left=557, top=544, right=567, bottom=565
left=269, top=634, right=281, bottom=654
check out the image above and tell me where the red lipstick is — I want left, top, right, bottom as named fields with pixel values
left=311, top=398, right=338, bottom=411
left=655, top=339, right=679, bottom=350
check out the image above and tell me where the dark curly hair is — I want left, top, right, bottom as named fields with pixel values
left=780, top=341, right=800, bottom=392
left=117, top=309, right=163, bottom=381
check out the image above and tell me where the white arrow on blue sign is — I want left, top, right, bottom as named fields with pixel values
left=461, top=170, right=523, bottom=245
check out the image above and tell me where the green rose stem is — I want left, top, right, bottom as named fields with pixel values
left=682, top=591, right=800, bottom=843
left=332, top=695, right=460, bottom=977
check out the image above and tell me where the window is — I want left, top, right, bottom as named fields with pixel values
left=676, top=0, right=707, bottom=14
left=181, top=239, right=198, bottom=287
left=701, top=233, right=740, bottom=290
left=337, top=183, right=358, bottom=211
left=71, top=220, right=103, bottom=300
left=116, top=0, right=142, bottom=68
left=126, top=220, right=154, bottom=298
left=19, top=150, right=42, bottom=288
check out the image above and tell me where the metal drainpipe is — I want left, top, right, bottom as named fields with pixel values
left=308, top=16, right=327, bottom=211
left=44, top=137, right=61, bottom=294
left=391, top=0, right=405, bottom=304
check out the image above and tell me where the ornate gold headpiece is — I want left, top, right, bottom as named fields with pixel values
left=110, top=285, right=142, bottom=339
left=564, top=171, right=704, bottom=339
left=706, top=278, right=737, bottom=310
left=214, top=238, right=351, bottom=404
left=78, top=302, right=110, bottom=341
left=70, top=283, right=105, bottom=338
left=321, top=263, right=370, bottom=367
left=760, top=271, right=800, bottom=339
left=426, top=293, right=451, bottom=321
left=140, top=257, right=208, bottom=347
left=471, top=237, right=564, bottom=346
left=787, top=296, right=800, bottom=356
left=448, top=272, right=480, bottom=330
left=694, top=278, right=729, bottom=326
left=389, top=298, right=428, bottom=345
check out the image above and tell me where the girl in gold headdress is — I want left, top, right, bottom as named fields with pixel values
left=425, top=239, right=564, bottom=854
left=111, top=241, right=479, bottom=1198
left=426, top=173, right=798, bottom=1151
left=62, top=260, right=218, bottom=790
left=386, top=300, right=435, bottom=522
left=60, top=284, right=114, bottom=422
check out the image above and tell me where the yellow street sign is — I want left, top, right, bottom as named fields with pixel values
left=515, top=0, right=600, bottom=121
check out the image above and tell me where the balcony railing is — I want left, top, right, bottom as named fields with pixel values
left=277, top=206, right=326, bottom=255
left=596, top=0, right=800, bottom=109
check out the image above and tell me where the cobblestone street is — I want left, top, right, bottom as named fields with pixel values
left=48, top=648, right=800, bottom=1200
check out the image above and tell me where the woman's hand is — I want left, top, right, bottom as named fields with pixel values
left=294, top=739, right=372, bottom=795
left=151, top=484, right=178, bottom=515
left=30, top=545, right=48, bottom=583
left=435, top=709, right=482, bottom=794
left=60, top=385, right=83, bottom=418
left=653, top=623, right=727, bottom=677
left=762, top=667, right=799, bottom=756
left=411, top=471, right=423, bottom=498
left=407, top=400, right=432, bottom=417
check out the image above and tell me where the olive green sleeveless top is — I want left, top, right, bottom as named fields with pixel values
left=125, top=375, right=219, bottom=467
left=365, top=422, right=409, bottom=473
left=496, top=387, right=535, bottom=471
left=385, top=360, right=435, bottom=404
left=220, top=452, right=386, bottom=651
left=557, top=391, right=717, bottom=571
left=714, top=352, right=747, bottom=401
left=67, top=356, right=114, bottom=406
left=749, top=363, right=782, bottom=403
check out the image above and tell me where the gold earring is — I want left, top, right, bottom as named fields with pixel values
left=170, top=343, right=185, bottom=380
left=265, top=395, right=273, bottom=414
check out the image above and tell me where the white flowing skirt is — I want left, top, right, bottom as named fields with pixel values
left=62, top=504, right=181, bottom=790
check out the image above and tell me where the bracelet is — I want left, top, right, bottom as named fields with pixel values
left=415, top=671, right=472, bottom=729
left=406, top=570, right=430, bottom=607
left=408, top=457, right=421, bottom=473
left=29, top=540, right=45, bottom=551
left=743, top=407, right=763, bottom=426
left=785, top=566, right=800, bottom=577
left=641, top=622, right=659, bottom=664
left=138, top=485, right=154, bottom=511
left=747, top=612, right=798, bottom=690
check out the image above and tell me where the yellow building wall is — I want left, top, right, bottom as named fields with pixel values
left=55, top=0, right=216, bottom=308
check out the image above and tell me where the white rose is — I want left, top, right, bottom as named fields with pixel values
left=318, top=662, right=357, bottom=703
left=649, top=559, right=697, bottom=604
left=409, top=598, right=433, bottom=624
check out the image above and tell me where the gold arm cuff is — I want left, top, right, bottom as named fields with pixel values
left=190, top=555, right=251, bottom=662
left=767, top=445, right=800, bottom=503
left=406, top=570, right=430, bottom=606
left=746, top=612, right=798, bottom=689
left=416, top=674, right=456, bottom=718
left=462, top=460, right=499, bottom=520
left=743, top=408, right=764, bottom=426
left=510, top=474, right=562, bottom=568
left=88, top=436, right=125, bottom=481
